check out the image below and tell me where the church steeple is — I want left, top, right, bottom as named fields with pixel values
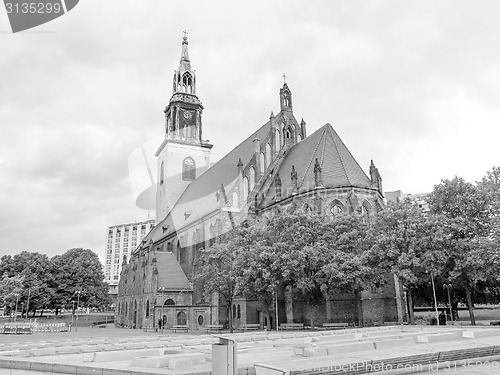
left=156, top=33, right=212, bottom=223
left=279, top=82, right=293, bottom=112
left=163, top=33, right=210, bottom=146
left=172, top=32, right=196, bottom=95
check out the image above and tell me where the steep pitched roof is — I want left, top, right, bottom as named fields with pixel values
left=272, top=123, right=373, bottom=200
left=146, top=119, right=272, bottom=244
left=156, top=252, right=192, bottom=290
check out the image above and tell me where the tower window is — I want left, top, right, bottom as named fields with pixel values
left=160, top=161, right=165, bottom=185
left=182, top=157, right=196, bottom=181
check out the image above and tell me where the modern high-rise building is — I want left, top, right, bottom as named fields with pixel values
left=104, top=218, right=155, bottom=296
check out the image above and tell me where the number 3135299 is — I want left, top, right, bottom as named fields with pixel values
left=5, top=2, right=62, bottom=14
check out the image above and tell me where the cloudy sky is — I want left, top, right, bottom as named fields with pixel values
left=1, top=0, right=499, bottom=261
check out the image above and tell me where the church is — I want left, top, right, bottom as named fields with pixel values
left=116, top=35, right=406, bottom=330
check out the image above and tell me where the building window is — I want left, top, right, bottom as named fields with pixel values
left=233, top=304, right=236, bottom=318
left=146, top=300, right=150, bottom=318
left=331, top=205, right=343, bottom=215
left=275, top=130, right=280, bottom=153
left=249, top=167, right=255, bottom=191
left=177, top=311, right=187, bottom=326
left=164, top=299, right=175, bottom=306
left=266, top=143, right=271, bottom=168
left=243, top=177, right=249, bottom=202
left=237, top=304, right=241, bottom=319
left=182, top=157, right=196, bottom=181
left=259, top=152, right=265, bottom=174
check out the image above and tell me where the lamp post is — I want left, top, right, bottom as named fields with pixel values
left=443, top=284, right=453, bottom=322
left=75, top=291, right=81, bottom=332
left=14, top=293, right=19, bottom=322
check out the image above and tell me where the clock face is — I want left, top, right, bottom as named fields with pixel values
left=183, top=111, right=193, bottom=120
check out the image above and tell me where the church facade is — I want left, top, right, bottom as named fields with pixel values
left=116, top=36, right=406, bottom=330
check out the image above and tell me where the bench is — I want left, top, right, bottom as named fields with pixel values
left=279, top=323, right=304, bottom=330
left=205, top=324, right=223, bottom=332
left=239, top=324, right=260, bottom=331
left=322, top=323, right=348, bottom=330
left=171, top=325, right=189, bottom=333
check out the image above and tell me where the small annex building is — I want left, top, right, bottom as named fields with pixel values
left=116, top=36, right=406, bottom=331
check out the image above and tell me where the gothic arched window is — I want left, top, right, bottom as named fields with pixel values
left=243, top=177, right=249, bottom=202
left=249, top=167, right=255, bottom=191
left=330, top=200, right=344, bottom=216
left=182, top=157, right=196, bottom=181
left=260, top=152, right=265, bottom=174
left=160, top=161, right=164, bottom=185
left=357, top=202, right=371, bottom=223
left=146, top=300, right=150, bottom=318
left=177, top=311, right=187, bottom=325
left=182, top=72, right=193, bottom=93
left=275, top=130, right=280, bottom=153
left=164, top=299, right=175, bottom=306
left=266, top=143, right=272, bottom=168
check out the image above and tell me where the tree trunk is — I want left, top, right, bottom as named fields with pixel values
left=451, top=300, right=459, bottom=321
left=40, top=309, right=44, bottom=317
left=465, top=286, right=476, bottom=326
left=228, top=300, right=234, bottom=333
left=407, top=288, right=415, bottom=324
left=265, top=309, right=271, bottom=331
left=307, top=301, right=315, bottom=330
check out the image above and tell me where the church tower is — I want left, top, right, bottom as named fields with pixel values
left=155, top=34, right=213, bottom=223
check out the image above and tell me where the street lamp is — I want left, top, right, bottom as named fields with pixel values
left=13, top=293, right=19, bottom=322
left=443, top=284, right=453, bottom=322
left=75, top=291, right=81, bottom=332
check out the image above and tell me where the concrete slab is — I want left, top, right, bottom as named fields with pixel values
left=325, top=341, right=376, bottom=355
left=91, top=349, right=163, bottom=362
left=168, top=358, right=193, bottom=370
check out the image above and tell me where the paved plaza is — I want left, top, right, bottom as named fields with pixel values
left=1, top=324, right=500, bottom=374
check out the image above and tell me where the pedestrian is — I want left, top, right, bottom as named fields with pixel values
left=158, top=318, right=162, bottom=330
left=439, top=311, right=446, bottom=326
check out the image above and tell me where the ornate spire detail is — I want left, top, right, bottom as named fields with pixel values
left=291, top=165, right=298, bottom=193
left=274, top=175, right=282, bottom=199
left=370, top=160, right=383, bottom=194
left=314, top=158, right=323, bottom=187
left=180, top=32, right=190, bottom=63
left=280, top=82, right=293, bottom=112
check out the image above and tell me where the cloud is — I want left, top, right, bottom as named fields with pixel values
left=1, top=0, right=500, bottom=259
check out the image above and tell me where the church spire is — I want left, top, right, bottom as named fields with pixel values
left=162, top=33, right=211, bottom=146
left=180, top=30, right=190, bottom=63
left=172, top=31, right=196, bottom=95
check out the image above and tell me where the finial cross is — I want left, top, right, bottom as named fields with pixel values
left=282, top=73, right=287, bottom=83
left=182, top=30, right=188, bottom=38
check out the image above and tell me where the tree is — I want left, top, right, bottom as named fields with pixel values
left=50, top=248, right=110, bottom=313
left=194, top=237, right=242, bottom=332
left=0, top=273, right=24, bottom=316
left=320, top=215, right=379, bottom=327
left=429, top=176, right=493, bottom=325
left=234, top=218, right=283, bottom=331
left=0, top=252, right=53, bottom=317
